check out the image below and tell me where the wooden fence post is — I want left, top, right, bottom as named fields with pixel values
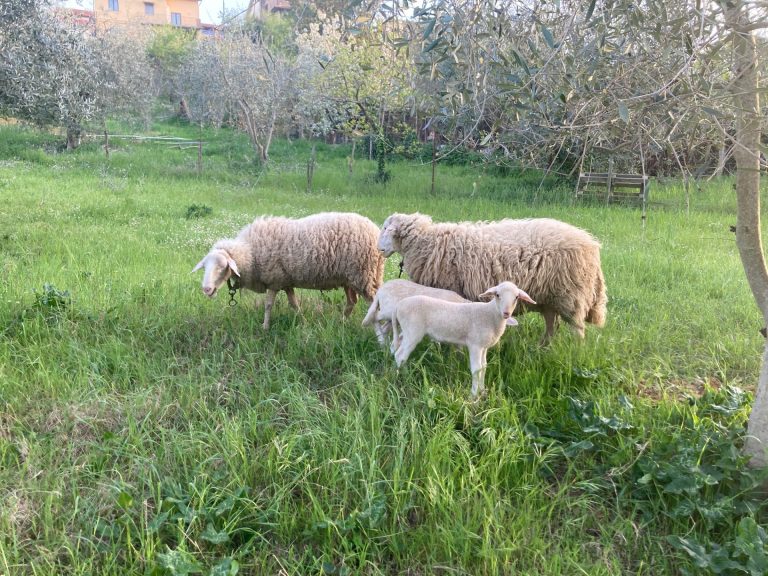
left=197, top=123, right=203, bottom=175
left=307, top=143, right=316, bottom=193
left=606, top=157, right=614, bottom=204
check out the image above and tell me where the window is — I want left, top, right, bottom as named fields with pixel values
left=170, top=12, right=181, bottom=26
left=108, top=0, right=118, bottom=11
left=144, top=2, right=154, bottom=15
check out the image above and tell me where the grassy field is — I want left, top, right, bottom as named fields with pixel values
left=1, top=123, right=767, bottom=575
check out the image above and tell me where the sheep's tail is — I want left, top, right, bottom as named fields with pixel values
left=586, top=267, right=607, bottom=327
left=362, top=294, right=380, bottom=327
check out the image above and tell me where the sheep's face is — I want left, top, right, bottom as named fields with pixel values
left=479, top=282, right=536, bottom=324
left=378, top=215, right=400, bottom=257
left=192, top=249, right=240, bottom=298
left=379, top=213, right=432, bottom=257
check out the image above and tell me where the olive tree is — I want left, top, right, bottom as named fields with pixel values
left=0, top=0, right=102, bottom=148
left=386, top=0, right=732, bottom=175
left=181, top=29, right=295, bottom=164
left=94, top=27, right=158, bottom=130
left=724, top=0, right=768, bottom=468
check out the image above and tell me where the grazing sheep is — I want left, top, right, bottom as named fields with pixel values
left=391, top=281, right=536, bottom=399
left=193, top=212, right=385, bottom=329
left=361, top=279, right=468, bottom=348
left=378, top=213, right=607, bottom=343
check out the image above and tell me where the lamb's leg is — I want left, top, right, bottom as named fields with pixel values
left=262, top=289, right=277, bottom=330
left=541, top=309, right=559, bottom=346
left=374, top=320, right=390, bottom=347
left=390, top=317, right=401, bottom=355
left=469, top=346, right=488, bottom=399
left=343, top=287, right=358, bottom=317
left=285, top=288, right=300, bottom=311
left=394, top=334, right=419, bottom=368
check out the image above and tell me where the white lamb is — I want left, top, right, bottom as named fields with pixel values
left=361, top=279, right=469, bottom=348
left=193, top=212, right=385, bottom=329
left=391, top=281, right=536, bottom=399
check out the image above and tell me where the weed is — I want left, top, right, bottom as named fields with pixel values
left=185, top=204, right=213, bottom=219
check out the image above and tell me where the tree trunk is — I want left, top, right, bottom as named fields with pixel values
left=725, top=1, right=768, bottom=467
left=66, top=125, right=82, bottom=150
left=178, top=98, right=190, bottom=121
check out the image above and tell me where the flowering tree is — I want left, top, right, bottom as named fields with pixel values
left=294, top=14, right=419, bottom=141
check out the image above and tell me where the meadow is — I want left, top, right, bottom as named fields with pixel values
left=1, top=122, right=767, bottom=575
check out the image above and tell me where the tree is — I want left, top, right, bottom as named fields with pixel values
left=0, top=0, right=103, bottom=148
left=146, top=26, right=197, bottom=119
left=294, top=12, right=418, bottom=160
left=342, top=1, right=735, bottom=177
left=182, top=29, right=296, bottom=164
left=722, top=0, right=768, bottom=467
left=94, top=27, right=157, bottom=130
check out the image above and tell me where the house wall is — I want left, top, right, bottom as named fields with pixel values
left=166, top=0, right=200, bottom=28
left=94, top=0, right=199, bottom=29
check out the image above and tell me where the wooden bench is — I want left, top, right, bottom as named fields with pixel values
left=575, top=167, right=649, bottom=207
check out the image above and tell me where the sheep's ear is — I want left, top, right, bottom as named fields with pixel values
left=478, top=288, right=496, bottom=300
left=384, top=216, right=398, bottom=233
left=191, top=258, right=206, bottom=273
left=227, top=258, right=240, bottom=277
left=517, top=289, right=536, bottom=305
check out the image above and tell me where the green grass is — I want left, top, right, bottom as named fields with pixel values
left=1, top=122, right=767, bottom=575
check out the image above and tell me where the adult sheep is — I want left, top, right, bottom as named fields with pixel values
left=193, top=212, right=385, bottom=329
left=377, top=213, right=607, bottom=343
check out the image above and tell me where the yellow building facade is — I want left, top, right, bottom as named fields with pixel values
left=93, top=0, right=201, bottom=29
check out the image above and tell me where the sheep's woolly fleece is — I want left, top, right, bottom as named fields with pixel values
left=379, top=212, right=607, bottom=334
left=212, top=212, right=384, bottom=300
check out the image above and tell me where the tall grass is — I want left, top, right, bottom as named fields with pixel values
left=0, top=123, right=766, bottom=575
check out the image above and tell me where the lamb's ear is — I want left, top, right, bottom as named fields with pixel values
left=478, top=288, right=497, bottom=300
left=517, top=289, right=536, bottom=305
left=191, top=258, right=206, bottom=273
left=227, top=257, right=240, bottom=277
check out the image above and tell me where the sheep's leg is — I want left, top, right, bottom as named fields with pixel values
left=390, top=317, right=402, bottom=355
left=374, top=320, right=390, bottom=347
left=469, top=346, right=488, bottom=399
left=262, top=289, right=277, bottom=330
left=393, top=318, right=421, bottom=367
left=570, top=322, right=585, bottom=339
left=285, top=288, right=300, bottom=311
left=541, top=309, right=559, bottom=346
left=394, top=335, right=419, bottom=368
left=343, top=287, right=358, bottom=317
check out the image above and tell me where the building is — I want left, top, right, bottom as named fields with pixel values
left=93, top=0, right=202, bottom=29
left=246, top=0, right=291, bottom=20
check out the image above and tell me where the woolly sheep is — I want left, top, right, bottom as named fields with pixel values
left=391, top=281, right=536, bottom=399
left=361, top=279, right=468, bottom=348
left=378, top=213, right=607, bottom=344
left=193, top=212, right=385, bottom=329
